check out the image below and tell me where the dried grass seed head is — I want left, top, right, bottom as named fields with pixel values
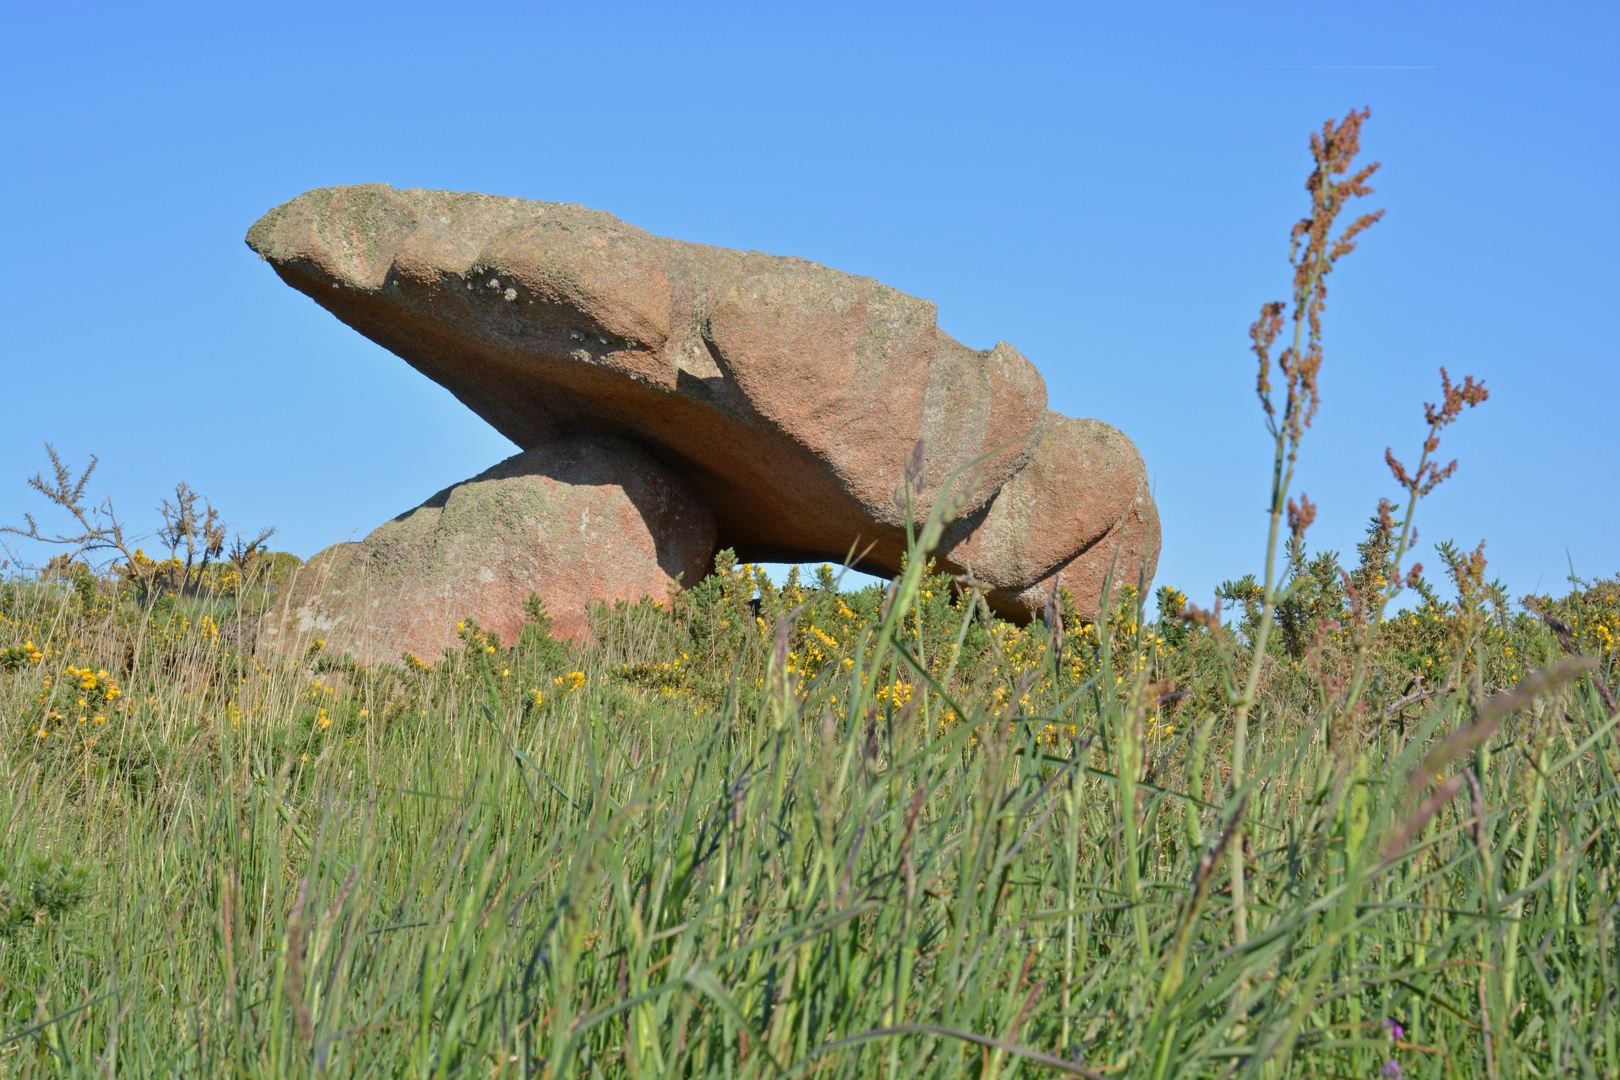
left=1256, top=108, right=1383, bottom=455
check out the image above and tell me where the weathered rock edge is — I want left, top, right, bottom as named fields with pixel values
left=248, top=184, right=1158, bottom=622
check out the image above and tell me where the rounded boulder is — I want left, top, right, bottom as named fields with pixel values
left=260, top=435, right=716, bottom=665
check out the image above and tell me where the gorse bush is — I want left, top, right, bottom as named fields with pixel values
left=3, top=110, right=1619, bottom=1079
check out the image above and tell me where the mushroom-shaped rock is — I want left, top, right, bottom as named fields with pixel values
left=248, top=184, right=1158, bottom=630
left=260, top=435, right=715, bottom=665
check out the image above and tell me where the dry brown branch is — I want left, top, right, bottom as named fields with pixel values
left=1, top=443, right=143, bottom=581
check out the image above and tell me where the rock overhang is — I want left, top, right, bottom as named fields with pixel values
left=249, top=183, right=1158, bottom=625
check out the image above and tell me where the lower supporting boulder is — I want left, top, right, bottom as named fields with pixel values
left=259, top=434, right=717, bottom=666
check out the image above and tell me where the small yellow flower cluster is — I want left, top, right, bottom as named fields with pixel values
left=455, top=620, right=501, bottom=656
left=1039, top=722, right=1081, bottom=748
left=64, top=665, right=122, bottom=710
left=874, top=681, right=913, bottom=707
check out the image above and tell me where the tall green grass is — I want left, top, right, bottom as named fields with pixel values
left=3, top=499, right=1618, bottom=1078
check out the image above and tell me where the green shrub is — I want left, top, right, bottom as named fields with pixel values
left=0, top=854, right=91, bottom=939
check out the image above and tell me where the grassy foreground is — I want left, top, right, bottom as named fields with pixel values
left=4, top=110, right=1620, bottom=1078
left=3, top=514, right=1619, bottom=1079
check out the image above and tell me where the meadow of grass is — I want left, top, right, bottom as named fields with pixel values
left=3, top=110, right=1619, bottom=1079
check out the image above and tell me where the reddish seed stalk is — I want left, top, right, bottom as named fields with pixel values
left=1231, top=108, right=1382, bottom=946
left=1340, top=368, right=1490, bottom=717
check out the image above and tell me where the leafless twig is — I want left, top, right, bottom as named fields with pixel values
left=0, top=443, right=142, bottom=577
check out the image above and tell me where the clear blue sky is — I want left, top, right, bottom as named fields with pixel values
left=2, top=2, right=1615, bottom=605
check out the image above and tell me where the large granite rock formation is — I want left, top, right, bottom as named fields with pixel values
left=248, top=184, right=1157, bottom=657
